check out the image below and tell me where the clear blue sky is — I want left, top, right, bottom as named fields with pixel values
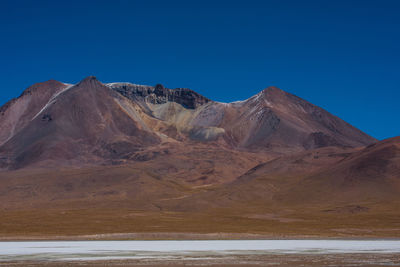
left=1, top=0, right=399, bottom=140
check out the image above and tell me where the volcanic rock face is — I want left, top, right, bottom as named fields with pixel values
left=107, top=82, right=210, bottom=109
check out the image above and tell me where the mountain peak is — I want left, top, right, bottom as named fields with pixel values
left=244, top=86, right=285, bottom=104
left=19, top=80, right=65, bottom=97
left=82, top=75, right=97, bottom=81
left=0, top=79, right=66, bottom=116
left=264, top=86, right=282, bottom=91
left=77, top=76, right=103, bottom=87
left=262, top=86, right=286, bottom=97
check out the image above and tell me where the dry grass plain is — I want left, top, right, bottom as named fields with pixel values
left=1, top=203, right=400, bottom=239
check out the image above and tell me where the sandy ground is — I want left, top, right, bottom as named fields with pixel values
left=2, top=253, right=400, bottom=266
left=2, top=232, right=400, bottom=241
left=0, top=232, right=349, bottom=241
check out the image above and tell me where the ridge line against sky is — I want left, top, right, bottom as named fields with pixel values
left=0, top=0, right=399, bottom=140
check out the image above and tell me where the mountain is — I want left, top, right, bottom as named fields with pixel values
left=1, top=76, right=398, bottom=238
left=0, top=76, right=375, bottom=170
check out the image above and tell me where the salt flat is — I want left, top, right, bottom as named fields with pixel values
left=1, top=240, right=400, bottom=262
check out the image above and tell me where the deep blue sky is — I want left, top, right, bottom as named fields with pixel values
left=1, top=0, right=399, bottom=140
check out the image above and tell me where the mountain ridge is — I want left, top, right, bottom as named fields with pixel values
left=0, top=76, right=377, bottom=170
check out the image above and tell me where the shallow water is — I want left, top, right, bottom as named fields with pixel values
left=1, top=240, right=400, bottom=261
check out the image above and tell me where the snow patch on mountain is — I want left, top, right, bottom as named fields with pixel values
left=32, top=83, right=74, bottom=120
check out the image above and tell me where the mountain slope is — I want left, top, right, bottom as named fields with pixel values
left=0, top=138, right=399, bottom=238
left=0, top=77, right=161, bottom=169
left=178, top=137, right=400, bottom=211
left=299, top=136, right=400, bottom=202
left=0, top=80, right=69, bottom=146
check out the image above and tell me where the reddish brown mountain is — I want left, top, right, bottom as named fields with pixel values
left=1, top=76, right=398, bottom=238
left=0, top=76, right=375, bottom=170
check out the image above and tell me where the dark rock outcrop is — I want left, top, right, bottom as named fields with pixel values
left=108, top=83, right=210, bottom=109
